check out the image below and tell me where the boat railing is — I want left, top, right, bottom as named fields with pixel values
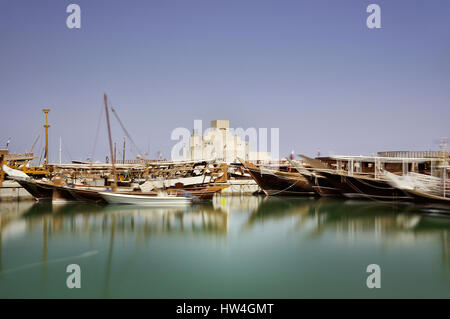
left=377, top=151, right=448, bottom=159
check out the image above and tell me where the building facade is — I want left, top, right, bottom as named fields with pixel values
left=189, top=120, right=272, bottom=163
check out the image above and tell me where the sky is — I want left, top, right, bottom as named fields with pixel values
left=0, top=0, right=449, bottom=163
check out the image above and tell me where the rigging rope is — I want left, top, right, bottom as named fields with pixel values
left=38, top=146, right=44, bottom=167
left=64, top=145, right=73, bottom=163
left=110, top=105, right=144, bottom=157
left=343, top=175, right=401, bottom=202
left=90, top=103, right=104, bottom=162
left=352, top=174, right=395, bottom=190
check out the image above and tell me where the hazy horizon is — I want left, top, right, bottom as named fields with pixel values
left=1, top=0, right=449, bottom=163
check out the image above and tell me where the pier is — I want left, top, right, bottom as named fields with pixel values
left=0, top=180, right=33, bottom=201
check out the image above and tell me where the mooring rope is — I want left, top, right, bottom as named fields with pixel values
left=353, top=174, right=395, bottom=190
left=257, top=167, right=309, bottom=195
left=344, top=175, right=398, bottom=203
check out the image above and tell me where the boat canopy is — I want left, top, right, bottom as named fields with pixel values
left=2, top=165, right=30, bottom=179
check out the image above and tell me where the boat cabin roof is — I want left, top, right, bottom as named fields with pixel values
left=324, top=155, right=440, bottom=163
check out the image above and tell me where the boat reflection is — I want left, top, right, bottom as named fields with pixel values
left=7, top=201, right=229, bottom=238
left=247, top=197, right=450, bottom=267
left=1, top=196, right=450, bottom=277
left=1, top=197, right=450, bottom=242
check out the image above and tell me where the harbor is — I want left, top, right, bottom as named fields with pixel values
left=1, top=100, right=448, bottom=206
left=2, top=1, right=450, bottom=302
left=0, top=101, right=449, bottom=298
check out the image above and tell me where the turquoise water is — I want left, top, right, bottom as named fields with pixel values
left=0, top=196, right=449, bottom=298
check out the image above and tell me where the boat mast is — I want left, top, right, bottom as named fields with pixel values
left=42, top=109, right=50, bottom=166
left=441, top=138, right=448, bottom=198
left=104, top=93, right=118, bottom=191
left=0, top=152, right=4, bottom=188
left=123, top=136, right=126, bottom=164
left=114, top=142, right=117, bottom=164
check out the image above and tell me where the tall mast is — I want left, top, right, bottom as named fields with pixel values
left=114, top=142, right=117, bottom=164
left=123, top=136, right=126, bottom=164
left=104, top=93, right=118, bottom=191
left=0, top=152, right=5, bottom=188
left=42, top=109, right=50, bottom=166
left=59, top=137, right=62, bottom=165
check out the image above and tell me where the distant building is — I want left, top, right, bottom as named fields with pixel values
left=189, top=120, right=272, bottom=163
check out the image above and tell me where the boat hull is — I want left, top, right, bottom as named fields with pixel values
left=14, top=178, right=53, bottom=201
left=100, top=192, right=193, bottom=206
left=245, top=166, right=315, bottom=196
left=167, top=185, right=229, bottom=200
left=402, top=189, right=450, bottom=204
left=51, top=185, right=78, bottom=204
left=67, top=187, right=107, bottom=204
left=312, top=185, right=343, bottom=197
left=300, top=172, right=343, bottom=197
left=319, top=170, right=411, bottom=201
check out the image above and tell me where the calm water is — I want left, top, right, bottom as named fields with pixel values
left=0, top=196, right=450, bottom=298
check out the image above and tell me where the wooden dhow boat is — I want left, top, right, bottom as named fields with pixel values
left=303, top=154, right=442, bottom=202
left=288, top=156, right=343, bottom=197
left=240, top=160, right=315, bottom=196
left=13, top=177, right=54, bottom=201
left=12, top=174, right=228, bottom=204
left=320, top=170, right=412, bottom=201
left=66, top=187, right=108, bottom=203
left=401, top=189, right=450, bottom=204
left=66, top=182, right=227, bottom=203
left=384, top=170, right=450, bottom=204
left=164, top=184, right=229, bottom=200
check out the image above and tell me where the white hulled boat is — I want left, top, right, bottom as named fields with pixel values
left=100, top=191, right=193, bottom=206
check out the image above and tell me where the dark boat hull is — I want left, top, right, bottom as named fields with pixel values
left=312, top=185, right=343, bottom=197
left=402, top=189, right=450, bottom=204
left=300, top=172, right=343, bottom=197
left=314, top=171, right=355, bottom=197
left=67, top=188, right=107, bottom=203
left=319, top=170, right=411, bottom=201
left=15, top=179, right=53, bottom=201
left=246, top=167, right=315, bottom=196
left=51, top=185, right=78, bottom=202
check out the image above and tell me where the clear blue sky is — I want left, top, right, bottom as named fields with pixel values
left=0, top=0, right=449, bottom=162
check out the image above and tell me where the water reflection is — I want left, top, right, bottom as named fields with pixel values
left=246, top=197, right=450, bottom=267
left=8, top=201, right=230, bottom=237
left=1, top=197, right=450, bottom=251
left=0, top=196, right=450, bottom=297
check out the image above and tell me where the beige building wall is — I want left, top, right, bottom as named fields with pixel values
left=188, top=120, right=272, bottom=163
